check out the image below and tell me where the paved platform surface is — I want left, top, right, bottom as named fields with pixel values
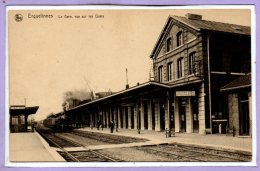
left=77, top=127, right=252, bottom=153
left=9, top=132, right=64, bottom=162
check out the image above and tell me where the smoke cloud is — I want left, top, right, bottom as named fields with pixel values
left=62, top=89, right=93, bottom=106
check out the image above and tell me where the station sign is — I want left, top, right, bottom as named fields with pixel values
left=212, top=119, right=228, bottom=122
left=176, top=91, right=196, bottom=97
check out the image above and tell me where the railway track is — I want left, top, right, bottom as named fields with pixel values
left=136, top=146, right=204, bottom=161
left=36, top=127, right=80, bottom=162
left=165, top=144, right=251, bottom=162
left=36, top=127, right=251, bottom=162
left=36, top=127, right=123, bottom=162
left=136, top=144, right=251, bottom=162
left=58, top=150, right=122, bottom=162
left=72, top=130, right=148, bottom=144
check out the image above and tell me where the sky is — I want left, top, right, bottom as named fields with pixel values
left=8, top=7, right=251, bottom=121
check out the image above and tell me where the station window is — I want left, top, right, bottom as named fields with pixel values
left=189, top=52, right=196, bottom=75
left=167, top=62, right=173, bottom=81
left=20, top=115, right=25, bottom=124
left=158, top=66, right=163, bottom=83
left=166, top=37, right=172, bottom=52
left=176, top=31, right=183, bottom=47
left=177, top=57, right=184, bottom=78
left=11, top=116, right=18, bottom=125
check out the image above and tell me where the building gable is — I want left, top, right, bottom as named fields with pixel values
left=151, top=16, right=198, bottom=59
left=151, top=14, right=250, bottom=59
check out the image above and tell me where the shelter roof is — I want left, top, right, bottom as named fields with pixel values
left=221, top=74, right=251, bottom=91
left=10, top=106, right=39, bottom=116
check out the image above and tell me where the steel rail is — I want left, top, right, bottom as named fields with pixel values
left=36, top=127, right=80, bottom=162
left=165, top=145, right=251, bottom=162
left=71, top=130, right=131, bottom=144
left=136, top=146, right=204, bottom=162
left=51, top=131, right=121, bottom=162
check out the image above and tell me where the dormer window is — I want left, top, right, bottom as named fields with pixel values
left=176, top=31, right=183, bottom=47
left=166, top=37, right=172, bottom=52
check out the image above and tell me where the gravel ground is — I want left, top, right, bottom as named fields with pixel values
left=96, top=144, right=249, bottom=162
left=97, top=147, right=188, bottom=162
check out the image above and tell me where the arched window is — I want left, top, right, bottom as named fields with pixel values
left=167, top=62, right=173, bottom=81
left=158, top=66, right=163, bottom=83
left=189, top=52, right=196, bottom=75
left=176, top=31, right=183, bottom=47
left=177, top=57, right=184, bottom=78
left=166, top=37, right=172, bottom=52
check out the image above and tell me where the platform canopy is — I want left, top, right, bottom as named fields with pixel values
left=10, top=105, right=39, bottom=116
left=66, top=81, right=169, bottom=112
left=64, top=80, right=202, bottom=114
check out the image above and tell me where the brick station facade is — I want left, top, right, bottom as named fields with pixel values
left=65, top=14, right=251, bottom=136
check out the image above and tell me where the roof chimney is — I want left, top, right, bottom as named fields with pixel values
left=186, top=13, right=202, bottom=20
left=125, top=68, right=129, bottom=89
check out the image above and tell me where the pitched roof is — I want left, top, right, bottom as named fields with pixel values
left=150, top=15, right=251, bottom=58
left=220, top=74, right=251, bottom=91
left=170, top=15, right=251, bottom=35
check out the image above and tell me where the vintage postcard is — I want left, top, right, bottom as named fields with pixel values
left=6, top=5, right=255, bottom=167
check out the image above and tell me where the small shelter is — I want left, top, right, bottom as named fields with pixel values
left=10, top=105, right=39, bottom=132
left=220, top=74, right=251, bottom=136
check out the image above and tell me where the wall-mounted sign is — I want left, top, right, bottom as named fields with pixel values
left=176, top=91, right=196, bottom=97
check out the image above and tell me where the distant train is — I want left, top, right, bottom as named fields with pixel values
left=43, top=113, right=72, bottom=131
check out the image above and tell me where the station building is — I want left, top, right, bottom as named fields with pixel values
left=65, top=13, right=251, bottom=136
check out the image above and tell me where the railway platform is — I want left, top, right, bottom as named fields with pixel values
left=9, top=132, right=65, bottom=162
left=77, top=127, right=252, bottom=153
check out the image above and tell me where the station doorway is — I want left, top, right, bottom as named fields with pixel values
left=125, top=107, right=128, bottom=128
left=131, top=106, right=134, bottom=129
left=144, top=101, right=148, bottom=129
left=152, top=102, right=155, bottom=130
left=170, top=106, right=174, bottom=129
left=179, top=98, right=186, bottom=132
left=192, top=97, right=199, bottom=133
left=159, top=102, right=165, bottom=131
left=239, top=93, right=250, bottom=135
